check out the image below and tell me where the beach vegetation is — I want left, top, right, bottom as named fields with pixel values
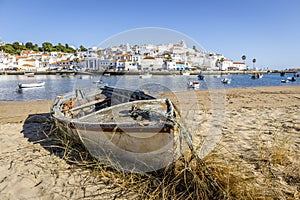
left=43, top=119, right=299, bottom=200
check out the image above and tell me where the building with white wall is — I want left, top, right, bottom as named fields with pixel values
left=140, top=56, right=163, bottom=70
left=232, top=62, right=246, bottom=70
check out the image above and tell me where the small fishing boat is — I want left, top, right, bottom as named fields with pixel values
left=79, top=75, right=91, bottom=79
left=251, top=73, right=263, bottom=79
left=18, top=81, right=45, bottom=88
left=287, top=77, right=296, bottom=82
left=187, top=81, right=200, bottom=89
left=197, top=73, right=205, bottom=80
left=93, top=80, right=103, bottom=84
left=221, top=78, right=231, bottom=84
left=281, top=79, right=289, bottom=83
left=180, top=71, right=190, bottom=76
left=51, top=86, right=182, bottom=172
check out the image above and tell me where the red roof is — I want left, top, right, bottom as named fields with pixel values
left=143, top=56, right=155, bottom=59
left=116, top=53, right=132, bottom=57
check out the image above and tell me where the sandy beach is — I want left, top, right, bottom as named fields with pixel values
left=0, top=86, right=299, bottom=199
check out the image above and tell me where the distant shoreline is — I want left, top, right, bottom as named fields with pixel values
left=0, top=69, right=298, bottom=76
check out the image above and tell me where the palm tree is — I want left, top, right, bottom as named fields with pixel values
left=242, top=55, right=247, bottom=70
left=242, top=55, right=246, bottom=63
left=252, top=58, right=256, bottom=70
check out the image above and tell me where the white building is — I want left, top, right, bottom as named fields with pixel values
left=220, top=59, right=233, bottom=71
left=232, top=62, right=246, bottom=70
left=163, top=60, right=177, bottom=70
left=132, top=55, right=142, bottom=66
left=85, top=57, right=102, bottom=71
left=140, top=56, right=163, bottom=71
left=116, top=60, right=137, bottom=71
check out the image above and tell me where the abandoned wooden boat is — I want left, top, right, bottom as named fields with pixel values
left=51, top=86, right=182, bottom=172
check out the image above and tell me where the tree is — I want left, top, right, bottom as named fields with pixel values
left=42, top=42, right=54, bottom=52
left=33, top=44, right=39, bottom=52
left=25, top=42, right=34, bottom=50
left=252, top=58, right=256, bottom=69
left=54, top=43, right=65, bottom=52
left=65, top=46, right=76, bottom=53
left=79, top=45, right=87, bottom=51
left=242, top=55, right=246, bottom=63
left=12, top=42, right=21, bottom=50
left=11, top=42, right=26, bottom=55
left=2, top=44, right=15, bottom=54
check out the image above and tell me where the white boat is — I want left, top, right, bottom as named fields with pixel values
left=139, top=72, right=152, bottom=79
left=221, top=78, right=231, bottom=84
left=51, top=86, right=183, bottom=172
left=24, top=72, right=35, bottom=77
left=188, top=81, right=200, bottom=89
left=281, top=79, right=289, bottom=83
left=93, top=80, right=103, bottom=84
left=79, top=75, right=91, bottom=79
left=251, top=73, right=263, bottom=79
left=18, top=81, right=45, bottom=88
left=180, top=71, right=190, bottom=76
left=287, top=77, right=296, bottom=82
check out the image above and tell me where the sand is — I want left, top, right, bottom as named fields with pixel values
left=0, top=86, right=299, bottom=199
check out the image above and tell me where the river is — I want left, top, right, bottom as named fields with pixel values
left=0, top=73, right=299, bottom=101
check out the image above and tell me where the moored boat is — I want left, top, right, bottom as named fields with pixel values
left=180, top=71, right=190, bottom=76
left=197, top=73, right=205, bottom=80
left=24, top=72, right=35, bottom=77
left=51, top=86, right=182, bottom=172
left=187, top=81, right=200, bottom=89
left=221, top=78, right=231, bottom=84
left=251, top=73, right=263, bottom=79
left=139, top=72, right=152, bottom=79
left=287, top=77, right=296, bottom=82
left=18, top=81, right=45, bottom=88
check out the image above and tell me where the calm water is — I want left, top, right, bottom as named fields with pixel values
left=0, top=73, right=299, bottom=101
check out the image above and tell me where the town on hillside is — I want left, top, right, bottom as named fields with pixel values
left=0, top=40, right=248, bottom=73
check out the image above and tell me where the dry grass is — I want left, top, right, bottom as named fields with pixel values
left=41, top=119, right=300, bottom=200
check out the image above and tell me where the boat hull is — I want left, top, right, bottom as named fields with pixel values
left=18, top=82, right=45, bottom=88
left=71, top=122, right=180, bottom=172
left=52, top=86, right=182, bottom=172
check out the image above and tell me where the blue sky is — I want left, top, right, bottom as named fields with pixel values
left=0, top=0, right=299, bottom=69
